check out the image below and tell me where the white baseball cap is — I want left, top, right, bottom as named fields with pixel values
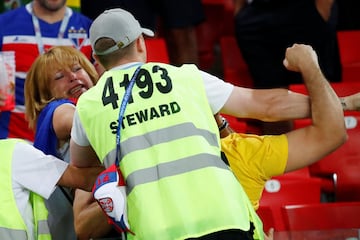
left=90, top=8, right=155, bottom=56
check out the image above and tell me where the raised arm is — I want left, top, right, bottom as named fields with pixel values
left=283, top=44, right=347, bottom=172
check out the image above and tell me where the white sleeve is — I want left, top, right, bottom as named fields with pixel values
left=200, top=70, right=234, bottom=114
left=71, top=109, right=91, bottom=146
left=12, top=142, right=68, bottom=199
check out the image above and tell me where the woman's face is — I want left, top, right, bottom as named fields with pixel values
left=50, top=62, right=94, bottom=99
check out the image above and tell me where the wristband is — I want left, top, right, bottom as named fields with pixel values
left=218, top=116, right=229, bottom=131
left=340, top=98, right=347, bottom=110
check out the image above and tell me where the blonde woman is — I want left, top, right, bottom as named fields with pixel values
left=24, top=46, right=98, bottom=240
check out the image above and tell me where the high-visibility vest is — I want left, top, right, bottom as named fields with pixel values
left=77, top=63, right=264, bottom=239
left=0, top=138, right=51, bottom=240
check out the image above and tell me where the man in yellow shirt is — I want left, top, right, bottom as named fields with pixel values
left=217, top=88, right=360, bottom=209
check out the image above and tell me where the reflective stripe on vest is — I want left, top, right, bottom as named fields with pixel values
left=103, top=122, right=218, bottom=166
left=0, top=139, right=51, bottom=240
left=0, top=228, right=27, bottom=239
left=126, top=152, right=228, bottom=193
left=30, top=192, right=51, bottom=239
left=77, top=63, right=263, bottom=239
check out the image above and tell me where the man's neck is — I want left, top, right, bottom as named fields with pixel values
left=32, top=1, right=67, bottom=23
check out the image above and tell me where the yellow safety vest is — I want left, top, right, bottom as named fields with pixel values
left=77, top=63, right=264, bottom=239
left=0, top=138, right=51, bottom=240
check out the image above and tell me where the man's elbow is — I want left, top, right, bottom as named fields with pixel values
left=328, top=123, right=348, bottom=151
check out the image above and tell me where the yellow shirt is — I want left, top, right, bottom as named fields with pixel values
left=221, top=133, right=288, bottom=210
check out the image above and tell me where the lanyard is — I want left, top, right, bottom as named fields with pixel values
left=30, top=3, right=71, bottom=54
left=115, top=66, right=142, bottom=167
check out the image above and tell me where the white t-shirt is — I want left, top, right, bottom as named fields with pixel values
left=12, top=142, right=68, bottom=240
left=71, top=63, right=234, bottom=146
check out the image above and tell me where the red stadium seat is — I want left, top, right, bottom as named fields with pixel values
left=220, top=36, right=253, bottom=87
left=293, top=115, right=360, bottom=201
left=259, top=176, right=322, bottom=231
left=257, top=205, right=276, bottom=233
left=289, top=81, right=360, bottom=97
left=337, top=30, right=360, bottom=82
left=221, top=114, right=247, bottom=133
left=282, top=201, right=360, bottom=231
left=145, top=38, right=169, bottom=63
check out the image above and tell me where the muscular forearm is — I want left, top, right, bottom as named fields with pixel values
left=263, top=89, right=311, bottom=121
left=285, top=44, right=347, bottom=172
left=223, top=87, right=311, bottom=122
left=303, top=67, right=345, bottom=142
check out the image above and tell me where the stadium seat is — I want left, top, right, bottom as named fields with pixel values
left=282, top=201, right=360, bottom=231
left=293, top=115, right=360, bottom=201
left=337, top=30, right=360, bottom=82
left=145, top=38, right=170, bottom=63
left=259, top=176, right=322, bottom=231
left=197, top=0, right=227, bottom=70
left=221, top=114, right=247, bottom=133
left=257, top=205, right=276, bottom=233
left=281, top=166, right=311, bottom=179
left=289, top=81, right=360, bottom=98
left=198, top=0, right=235, bottom=70
left=220, top=36, right=253, bottom=87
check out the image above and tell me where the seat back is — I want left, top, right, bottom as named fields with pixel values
left=221, top=114, right=247, bottom=133
left=145, top=38, right=170, bottom=63
left=256, top=205, right=276, bottom=233
left=337, top=30, right=360, bottom=82
left=282, top=202, right=360, bottom=230
left=293, top=115, right=360, bottom=200
left=259, top=176, right=322, bottom=231
left=289, top=81, right=360, bottom=97
left=220, top=36, right=253, bottom=87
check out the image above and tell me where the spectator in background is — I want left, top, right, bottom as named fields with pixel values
left=80, top=0, right=205, bottom=66
left=24, top=46, right=98, bottom=240
left=0, top=0, right=93, bottom=142
left=233, top=0, right=341, bottom=134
